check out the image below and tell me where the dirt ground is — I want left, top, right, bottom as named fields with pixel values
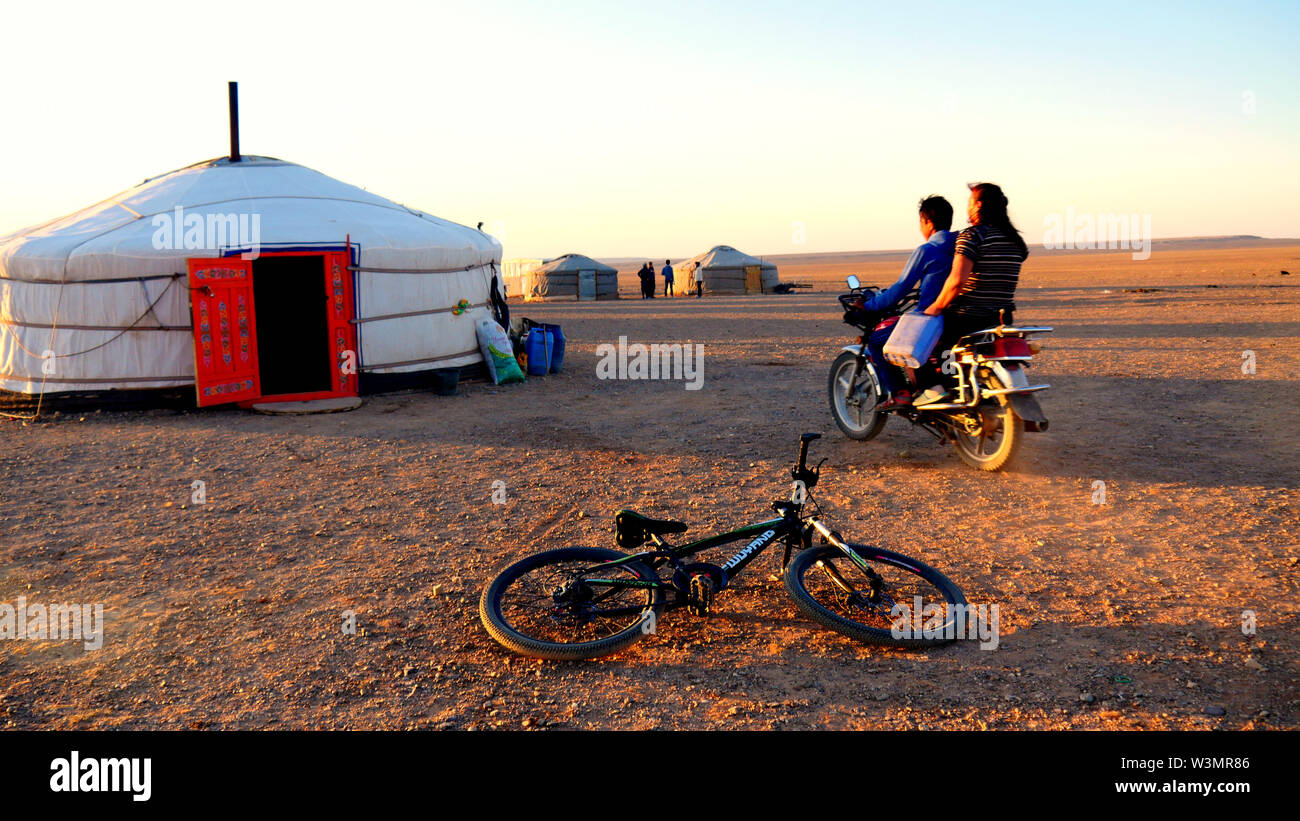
left=1, top=243, right=1297, bottom=730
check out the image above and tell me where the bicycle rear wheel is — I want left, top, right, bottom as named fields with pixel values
left=784, top=544, right=966, bottom=647
left=480, top=546, right=664, bottom=660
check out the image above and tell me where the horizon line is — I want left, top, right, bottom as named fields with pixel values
left=503, top=235, right=1300, bottom=264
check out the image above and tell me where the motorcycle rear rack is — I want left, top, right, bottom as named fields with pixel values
left=961, top=325, right=1054, bottom=342
left=982, top=384, right=1050, bottom=397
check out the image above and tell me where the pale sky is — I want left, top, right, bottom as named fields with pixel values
left=2, top=0, right=1297, bottom=258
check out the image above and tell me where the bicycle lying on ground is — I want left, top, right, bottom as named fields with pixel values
left=480, top=433, right=967, bottom=660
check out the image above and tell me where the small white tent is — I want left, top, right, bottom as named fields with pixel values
left=676, top=245, right=779, bottom=295
left=0, top=156, right=503, bottom=405
left=504, top=253, right=618, bottom=302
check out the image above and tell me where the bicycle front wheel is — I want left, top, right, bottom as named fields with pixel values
left=480, top=546, right=664, bottom=660
left=784, top=544, right=966, bottom=647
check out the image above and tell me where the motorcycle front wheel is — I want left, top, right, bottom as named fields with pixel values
left=828, top=351, right=886, bottom=441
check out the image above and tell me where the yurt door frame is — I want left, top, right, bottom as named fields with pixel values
left=187, top=250, right=357, bottom=407
left=578, top=269, right=596, bottom=301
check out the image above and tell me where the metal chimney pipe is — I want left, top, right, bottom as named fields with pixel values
left=228, top=82, right=241, bottom=162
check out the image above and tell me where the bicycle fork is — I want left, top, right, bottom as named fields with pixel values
left=806, top=519, right=885, bottom=601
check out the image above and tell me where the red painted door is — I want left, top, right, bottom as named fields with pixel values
left=188, top=258, right=261, bottom=406
left=324, top=251, right=359, bottom=397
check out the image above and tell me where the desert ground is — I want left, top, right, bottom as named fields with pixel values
left=1, top=241, right=1297, bottom=730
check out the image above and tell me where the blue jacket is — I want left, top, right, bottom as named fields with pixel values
left=863, top=229, right=955, bottom=313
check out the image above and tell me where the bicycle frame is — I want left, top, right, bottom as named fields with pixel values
left=573, top=504, right=896, bottom=610
left=581, top=516, right=799, bottom=599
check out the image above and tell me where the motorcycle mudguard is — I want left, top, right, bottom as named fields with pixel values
left=989, top=361, right=1030, bottom=390
left=1009, top=393, right=1049, bottom=431
left=839, top=346, right=883, bottom=397
left=990, top=362, right=1049, bottom=431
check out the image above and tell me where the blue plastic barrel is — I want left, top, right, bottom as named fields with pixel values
left=542, top=324, right=565, bottom=373
left=526, top=328, right=550, bottom=376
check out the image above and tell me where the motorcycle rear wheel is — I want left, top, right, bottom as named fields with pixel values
left=951, top=375, right=1022, bottom=471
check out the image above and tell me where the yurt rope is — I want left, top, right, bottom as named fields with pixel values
left=352, top=301, right=490, bottom=324
left=0, top=274, right=182, bottom=420
left=0, top=275, right=181, bottom=359
left=0, top=284, right=61, bottom=421
left=0, top=272, right=177, bottom=284
left=347, top=263, right=487, bottom=275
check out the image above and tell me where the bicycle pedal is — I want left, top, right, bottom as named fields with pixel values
left=688, top=573, right=714, bottom=617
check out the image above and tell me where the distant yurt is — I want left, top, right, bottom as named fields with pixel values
left=503, top=253, right=618, bottom=302
left=0, top=155, right=503, bottom=407
left=501, top=258, right=544, bottom=299
left=677, top=245, right=779, bottom=294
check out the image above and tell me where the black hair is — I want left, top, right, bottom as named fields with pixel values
left=917, top=195, right=953, bottom=232
left=968, top=182, right=1028, bottom=258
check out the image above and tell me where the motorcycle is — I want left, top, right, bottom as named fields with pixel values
left=828, top=275, right=1052, bottom=471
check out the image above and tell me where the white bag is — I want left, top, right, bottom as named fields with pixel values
left=476, top=318, right=524, bottom=385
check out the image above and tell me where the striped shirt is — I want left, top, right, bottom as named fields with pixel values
left=950, top=224, right=1026, bottom=317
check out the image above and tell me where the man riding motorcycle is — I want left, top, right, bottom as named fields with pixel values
left=863, top=195, right=956, bottom=410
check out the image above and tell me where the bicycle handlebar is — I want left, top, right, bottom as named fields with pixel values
left=797, top=433, right=820, bottom=473
left=794, top=433, right=823, bottom=489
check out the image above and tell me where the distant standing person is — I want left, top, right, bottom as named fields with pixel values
left=693, top=261, right=704, bottom=297
left=646, top=262, right=656, bottom=298
left=637, top=262, right=651, bottom=299
left=662, top=259, right=674, bottom=297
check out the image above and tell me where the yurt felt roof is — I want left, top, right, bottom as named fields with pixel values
left=0, top=156, right=501, bottom=283
left=534, top=253, right=617, bottom=275
left=678, top=245, right=777, bottom=271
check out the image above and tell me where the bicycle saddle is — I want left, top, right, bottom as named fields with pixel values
left=615, top=509, right=689, bottom=548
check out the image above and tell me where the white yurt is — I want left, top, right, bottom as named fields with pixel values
left=677, top=245, right=779, bottom=295
left=501, top=258, right=544, bottom=298
left=0, top=155, right=503, bottom=407
left=504, top=253, right=618, bottom=302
